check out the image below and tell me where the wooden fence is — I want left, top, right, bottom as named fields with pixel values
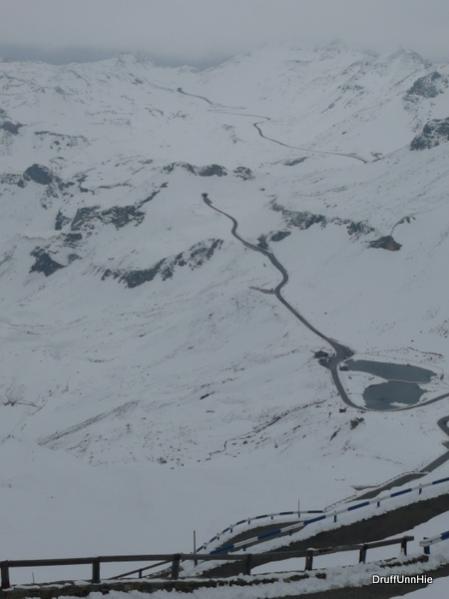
left=0, top=535, right=414, bottom=590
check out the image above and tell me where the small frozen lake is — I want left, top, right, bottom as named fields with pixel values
left=343, top=359, right=436, bottom=410
left=363, top=381, right=425, bottom=410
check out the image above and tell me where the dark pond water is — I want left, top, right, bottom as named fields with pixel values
left=343, top=359, right=435, bottom=409
left=344, top=359, right=435, bottom=383
left=363, top=381, right=426, bottom=410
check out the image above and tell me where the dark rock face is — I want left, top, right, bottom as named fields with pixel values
left=34, top=130, right=86, bottom=149
left=270, top=230, right=291, bottom=242
left=99, top=206, right=146, bottom=229
left=162, top=162, right=194, bottom=175
left=70, top=207, right=100, bottom=231
left=350, top=417, right=364, bottom=430
left=271, top=200, right=375, bottom=238
left=1, top=121, right=23, bottom=135
left=271, top=200, right=327, bottom=230
left=163, top=162, right=253, bottom=179
left=69, top=205, right=145, bottom=231
left=110, top=260, right=165, bottom=288
left=55, top=183, right=164, bottom=232
left=410, top=118, right=449, bottom=150
left=23, top=164, right=54, bottom=185
left=369, top=236, right=402, bottom=251
left=346, top=221, right=374, bottom=236
left=233, top=166, right=254, bottom=180
left=138, top=183, right=167, bottom=207
left=103, top=239, right=223, bottom=288
left=63, top=232, right=83, bottom=245
left=273, top=204, right=327, bottom=230
left=258, top=231, right=291, bottom=248
left=198, top=164, right=227, bottom=177
left=30, top=249, right=65, bottom=276
left=188, top=238, right=223, bottom=264
left=407, top=72, right=447, bottom=99
left=55, top=210, right=71, bottom=230
left=162, top=162, right=228, bottom=177
left=283, top=157, right=307, bottom=166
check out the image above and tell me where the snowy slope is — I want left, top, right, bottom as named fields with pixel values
left=1, top=43, right=449, bottom=570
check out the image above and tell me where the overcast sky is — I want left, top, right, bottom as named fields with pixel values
left=1, top=0, right=449, bottom=65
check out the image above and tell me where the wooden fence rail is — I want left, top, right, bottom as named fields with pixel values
left=0, top=535, right=414, bottom=590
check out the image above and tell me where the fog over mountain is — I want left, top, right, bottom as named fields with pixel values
left=1, top=0, right=449, bottom=65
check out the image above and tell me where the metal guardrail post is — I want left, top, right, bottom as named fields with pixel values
left=401, top=537, right=408, bottom=556
left=92, top=559, right=101, bottom=584
left=171, top=554, right=181, bottom=580
left=1, top=562, right=11, bottom=590
left=359, top=544, right=368, bottom=563
left=305, top=550, right=314, bottom=571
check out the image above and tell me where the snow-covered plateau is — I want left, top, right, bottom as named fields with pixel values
left=1, top=42, right=449, bottom=588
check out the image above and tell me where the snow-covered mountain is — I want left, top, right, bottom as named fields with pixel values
left=1, top=42, right=449, bottom=566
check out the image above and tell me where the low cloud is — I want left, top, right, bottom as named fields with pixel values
left=1, top=0, right=448, bottom=65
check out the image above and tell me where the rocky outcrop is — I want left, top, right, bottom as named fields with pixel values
left=0, top=173, right=25, bottom=188
left=55, top=211, right=71, bottom=231
left=1, top=120, right=23, bottom=135
left=34, top=130, right=87, bottom=149
left=103, top=239, right=223, bottom=288
left=162, top=163, right=254, bottom=180
left=369, top=236, right=401, bottom=251
left=283, top=157, right=307, bottom=166
left=72, top=205, right=146, bottom=231
left=29, top=249, right=65, bottom=276
left=23, top=164, right=54, bottom=185
left=233, top=166, right=254, bottom=180
left=406, top=71, right=448, bottom=99
left=270, top=230, right=291, bottom=242
left=54, top=204, right=147, bottom=233
left=162, top=162, right=228, bottom=177
left=257, top=230, right=291, bottom=249
left=271, top=200, right=374, bottom=237
left=29, top=247, right=80, bottom=276
left=272, top=203, right=327, bottom=230
left=410, top=118, right=449, bottom=150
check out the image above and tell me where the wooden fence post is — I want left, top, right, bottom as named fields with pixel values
left=359, top=545, right=368, bottom=563
left=91, top=559, right=101, bottom=584
left=305, top=550, right=314, bottom=571
left=193, top=530, right=198, bottom=566
left=171, top=554, right=181, bottom=580
left=244, top=555, right=252, bottom=575
left=1, top=562, right=10, bottom=590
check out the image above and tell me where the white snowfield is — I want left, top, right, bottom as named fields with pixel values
left=1, top=41, right=449, bottom=592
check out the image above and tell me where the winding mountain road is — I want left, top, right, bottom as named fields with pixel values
left=253, top=120, right=369, bottom=163
left=171, top=85, right=449, bottom=494
left=201, top=193, right=449, bottom=495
